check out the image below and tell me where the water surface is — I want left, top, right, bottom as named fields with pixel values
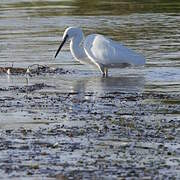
left=0, top=0, right=180, bottom=179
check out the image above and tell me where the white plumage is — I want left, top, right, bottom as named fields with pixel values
left=55, top=27, right=145, bottom=77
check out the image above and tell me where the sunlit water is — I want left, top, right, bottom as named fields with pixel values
left=0, top=0, right=180, bottom=127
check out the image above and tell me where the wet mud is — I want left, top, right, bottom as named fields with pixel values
left=0, top=73, right=179, bottom=179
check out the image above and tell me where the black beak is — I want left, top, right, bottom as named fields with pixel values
left=54, top=35, right=68, bottom=58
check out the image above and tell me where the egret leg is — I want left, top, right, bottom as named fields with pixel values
left=104, top=68, right=108, bottom=78
left=96, top=63, right=105, bottom=77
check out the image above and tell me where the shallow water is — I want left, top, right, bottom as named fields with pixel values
left=0, top=0, right=180, bottom=179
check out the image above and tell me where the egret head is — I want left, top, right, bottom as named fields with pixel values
left=54, top=27, right=82, bottom=58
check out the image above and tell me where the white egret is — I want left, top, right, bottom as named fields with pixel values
left=54, top=27, right=145, bottom=77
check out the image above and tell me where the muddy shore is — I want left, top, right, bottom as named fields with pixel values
left=0, top=70, right=179, bottom=179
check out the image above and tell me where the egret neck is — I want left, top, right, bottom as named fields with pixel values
left=70, top=32, right=92, bottom=65
left=70, top=32, right=84, bottom=61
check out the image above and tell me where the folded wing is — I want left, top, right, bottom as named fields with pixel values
left=84, top=34, right=145, bottom=67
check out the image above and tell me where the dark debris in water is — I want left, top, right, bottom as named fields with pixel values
left=0, top=65, right=74, bottom=75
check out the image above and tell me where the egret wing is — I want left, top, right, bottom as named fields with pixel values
left=84, top=34, right=145, bottom=66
